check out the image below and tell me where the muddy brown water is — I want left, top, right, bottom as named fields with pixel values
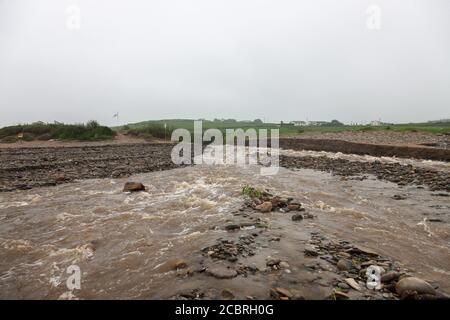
left=0, top=150, right=449, bottom=299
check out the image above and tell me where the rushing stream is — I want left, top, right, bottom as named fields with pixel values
left=0, top=149, right=449, bottom=299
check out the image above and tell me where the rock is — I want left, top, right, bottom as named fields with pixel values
left=55, top=176, right=67, bottom=182
left=396, top=277, right=436, bottom=297
left=333, top=290, right=350, bottom=300
left=345, top=278, right=361, bottom=291
left=266, top=257, right=281, bottom=267
left=224, top=224, right=240, bottom=231
left=304, top=246, right=319, bottom=257
left=287, top=204, right=300, bottom=211
left=155, top=259, right=187, bottom=272
left=291, top=213, right=303, bottom=221
left=279, top=261, right=290, bottom=269
left=221, top=289, right=235, bottom=300
left=392, top=194, right=407, bottom=200
left=123, top=182, right=146, bottom=192
left=381, top=271, right=401, bottom=283
left=347, top=245, right=379, bottom=257
left=206, top=264, right=238, bottom=279
left=302, top=213, right=314, bottom=219
left=275, top=287, right=292, bottom=298
left=337, top=258, right=352, bottom=271
left=255, top=201, right=272, bottom=213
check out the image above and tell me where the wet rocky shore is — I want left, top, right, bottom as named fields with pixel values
left=279, top=138, right=450, bottom=161
left=280, top=155, right=450, bottom=192
left=1, top=141, right=450, bottom=193
left=161, top=189, right=449, bottom=300
left=0, top=143, right=180, bottom=192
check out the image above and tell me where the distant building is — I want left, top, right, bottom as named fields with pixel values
left=291, top=120, right=329, bottom=126
left=291, top=121, right=307, bottom=126
left=370, top=120, right=382, bottom=126
left=308, top=121, right=328, bottom=126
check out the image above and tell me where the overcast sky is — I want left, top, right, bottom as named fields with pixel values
left=0, top=0, right=449, bottom=127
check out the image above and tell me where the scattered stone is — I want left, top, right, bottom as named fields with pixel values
left=392, top=194, right=407, bottom=200
left=266, top=257, right=281, bottom=267
left=347, top=245, right=379, bottom=257
left=337, top=258, right=352, bottom=271
left=123, top=182, right=146, bottom=192
left=396, top=277, right=436, bottom=297
left=304, top=246, right=319, bottom=257
left=291, top=213, right=303, bottom=221
left=221, top=289, right=235, bottom=300
left=224, top=224, right=240, bottom=231
left=255, top=201, right=273, bottom=213
left=279, top=261, right=290, bottom=269
left=287, top=204, right=300, bottom=211
left=381, top=271, right=401, bottom=283
left=333, top=290, right=350, bottom=300
left=206, top=264, right=238, bottom=279
left=275, top=287, right=293, bottom=298
left=345, top=278, right=361, bottom=291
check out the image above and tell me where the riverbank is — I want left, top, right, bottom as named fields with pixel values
left=1, top=140, right=450, bottom=192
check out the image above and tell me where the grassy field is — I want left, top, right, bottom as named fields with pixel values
left=117, top=119, right=450, bottom=140
left=0, top=121, right=116, bottom=143
left=2, top=119, right=447, bottom=143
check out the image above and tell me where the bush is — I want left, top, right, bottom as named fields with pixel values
left=86, top=120, right=100, bottom=129
left=36, top=133, right=53, bottom=141
left=0, top=121, right=116, bottom=142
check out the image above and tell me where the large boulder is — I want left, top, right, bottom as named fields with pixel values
left=396, top=277, right=436, bottom=297
left=123, top=182, right=146, bottom=192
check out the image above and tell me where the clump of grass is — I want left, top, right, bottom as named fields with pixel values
left=242, top=185, right=264, bottom=199
left=0, top=121, right=116, bottom=142
left=357, top=126, right=376, bottom=132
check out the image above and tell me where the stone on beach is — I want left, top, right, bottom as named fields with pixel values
left=206, top=263, right=238, bottom=279
left=395, top=277, right=436, bottom=297
left=255, top=201, right=273, bottom=213
left=123, top=182, right=146, bottom=192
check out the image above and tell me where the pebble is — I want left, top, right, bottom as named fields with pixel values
left=206, top=264, right=238, bottom=279
left=221, top=289, right=235, bottom=300
left=291, top=213, right=303, bottom=221
left=255, top=201, right=273, bottom=213
left=337, top=258, right=352, bottom=271
left=381, top=271, right=401, bottom=283
left=345, top=278, right=361, bottom=291
left=266, top=257, right=281, bottom=267
left=123, top=182, right=146, bottom=192
left=275, top=287, right=293, bottom=298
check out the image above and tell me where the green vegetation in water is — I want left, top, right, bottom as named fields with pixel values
left=0, top=120, right=116, bottom=143
left=242, top=185, right=264, bottom=199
